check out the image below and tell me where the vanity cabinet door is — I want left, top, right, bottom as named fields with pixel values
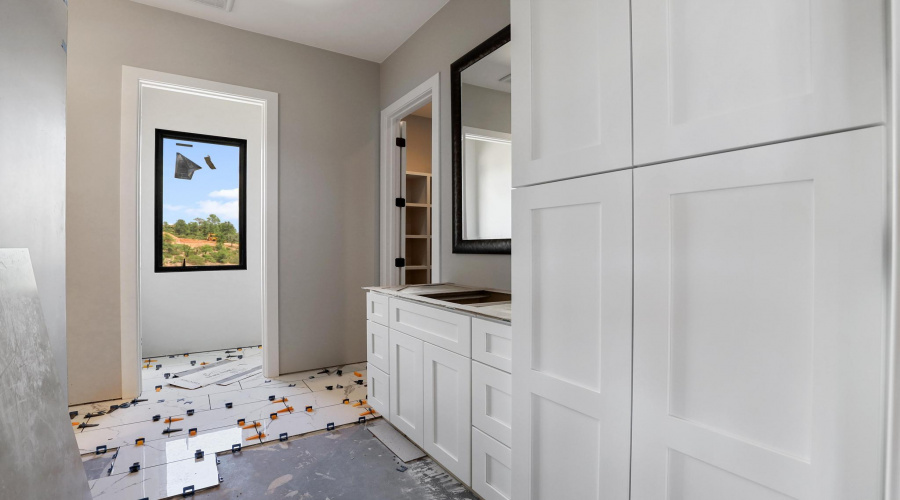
left=389, top=329, right=424, bottom=447
left=632, top=127, right=886, bottom=500
left=510, top=0, right=632, bottom=187
left=631, top=0, right=885, bottom=165
left=511, top=169, right=633, bottom=500
left=367, top=363, right=390, bottom=420
left=423, top=343, right=472, bottom=485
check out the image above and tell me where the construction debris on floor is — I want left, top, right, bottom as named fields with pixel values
left=194, top=423, right=476, bottom=500
left=73, top=347, right=375, bottom=499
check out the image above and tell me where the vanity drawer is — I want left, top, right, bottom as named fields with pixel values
left=366, top=292, right=390, bottom=326
left=472, top=318, right=512, bottom=373
left=472, top=427, right=512, bottom=500
left=389, top=298, right=471, bottom=356
left=366, top=321, right=390, bottom=374
left=367, top=363, right=390, bottom=420
left=472, top=361, right=512, bottom=447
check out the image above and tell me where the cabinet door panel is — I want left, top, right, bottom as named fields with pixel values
left=389, top=330, right=424, bottom=447
left=511, top=0, right=632, bottom=187
left=366, top=292, right=389, bottom=326
left=390, top=298, right=471, bottom=356
left=472, top=361, right=512, bottom=447
left=472, top=318, right=512, bottom=373
left=367, top=363, right=390, bottom=420
left=423, top=343, right=472, bottom=485
left=472, top=427, right=513, bottom=500
left=632, top=127, right=886, bottom=500
left=366, top=321, right=389, bottom=374
left=511, top=169, right=633, bottom=500
left=632, top=0, right=885, bottom=164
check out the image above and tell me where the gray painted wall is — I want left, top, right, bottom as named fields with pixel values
left=462, top=84, right=512, bottom=133
left=67, top=0, right=380, bottom=404
left=0, top=0, right=69, bottom=397
left=380, top=0, right=512, bottom=291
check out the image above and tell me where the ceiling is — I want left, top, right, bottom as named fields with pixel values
left=130, top=0, right=450, bottom=62
left=461, top=43, right=511, bottom=93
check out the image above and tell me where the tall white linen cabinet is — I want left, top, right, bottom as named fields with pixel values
left=510, top=1, right=889, bottom=499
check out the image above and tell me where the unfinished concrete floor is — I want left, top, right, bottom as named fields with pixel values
left=195, top=423, right=476, bottom=500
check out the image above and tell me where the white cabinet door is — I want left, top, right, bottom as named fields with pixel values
left=471, top=318, right=512, bottom=373
left=472, top=361, right=512, bottom=447
left=423, top=343, right=472, bottom=485
left=632, top=127, right=886, bottom=500
left=389, top=329, right=424, bottom=447
left=472, top=427, right=513, bottom=500
left=367, top=363, right=390, bottom=420
left=389, top=298, right=471, bottom=356
left=366, top=321, right=389, bottom=374
left=511, top=169, right=633, bottom=500
left=366, top=292, right=389, bottom=326
left=632, top=0, right=885, bottom=165
left=511, top=0, right=632, bottom=187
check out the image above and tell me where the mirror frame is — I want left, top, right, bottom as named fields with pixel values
left=451, top=25, right=512, bottom=255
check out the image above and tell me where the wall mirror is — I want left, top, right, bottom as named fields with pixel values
left=451, top=25, right=511, bottom=254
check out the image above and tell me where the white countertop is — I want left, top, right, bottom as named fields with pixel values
left=363, top=283, right=511, bottom=323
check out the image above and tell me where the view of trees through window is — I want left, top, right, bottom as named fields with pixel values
left=155, top=130, right=247, bottom=271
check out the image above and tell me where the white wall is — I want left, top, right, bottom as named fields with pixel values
left=0, top=0, right=69, bottom=396
left=380, top=0, right=512, bottom=291
left=67, top=0, right=380, bottom=404
left=139, top=87, right=262, bottom=357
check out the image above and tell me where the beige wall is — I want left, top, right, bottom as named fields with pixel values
left=67, top=0, right=380, bottom=404
left=380, top=0, right=512, bottom=291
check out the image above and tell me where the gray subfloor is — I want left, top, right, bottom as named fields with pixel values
left=193, top=422, right=475, bottom=500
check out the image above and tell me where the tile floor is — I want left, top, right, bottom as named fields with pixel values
left=73, top=346, right=375, bottom=499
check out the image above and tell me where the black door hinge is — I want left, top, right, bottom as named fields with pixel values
left=395, top=137, right=406, bottom=148
left=395, top=258, right=406, bottom=268
left=395, top=198, right=406, bottom=208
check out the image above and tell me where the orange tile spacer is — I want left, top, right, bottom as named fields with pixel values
left=354, top=372, right=362, bottom=378
left=184, top=354, right=189, bottom=357
left=145, top=359, right=158, bottom=363
left=352, top=400, right=367, bottom=407
left=258, top=345, right=262, bottom=348
left=276, top=407, right=293, bottom=414
left=241, top=422, right=260, bottom=430
left=200, top=362, right=208, bottom=366
left=237, top=348, right=242, bottom=351
left=271, top=398, right=288, bottom=404
left=246, top=433, right=265, bottom=441
left=189, top=430, right=197, bottom=436
left=359, top=409, right=375, bottom=416
left=165, top=417, right=183, bottom=424
left=135, top=438, right=145, bottom=446
left=72, top=422, right=80, bottom=426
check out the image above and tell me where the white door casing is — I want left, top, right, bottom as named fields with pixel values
left=631, top=0, right=885, bottom=165
left=511, top=0, right=633, bottom=187
left=631, top=127, right=886, bottom=500
left=511, top=169, right=633, bottom=500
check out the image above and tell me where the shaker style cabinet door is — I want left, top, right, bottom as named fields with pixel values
left=511, top=0, right=632, bottom=187
left=511, top=169, right=633, bottom=500
left=389, top=329, right=424, bottom=447
left=632, top=127, right=886, bottom=500
left=631, top=0, right=885, bottom=165
left=423, top=343, right=472, bottom=485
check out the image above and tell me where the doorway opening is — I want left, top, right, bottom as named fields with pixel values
left=380, top=74, right=441, bottom=286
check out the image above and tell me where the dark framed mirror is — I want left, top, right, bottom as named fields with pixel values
left=451, top=25, right=512, bottom=254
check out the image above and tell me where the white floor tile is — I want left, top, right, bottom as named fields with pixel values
left=90, top=454, right=219, bottom=500
left=111, top=426, right=243, bottom=475
left=208, top=384, right=311, bottom=410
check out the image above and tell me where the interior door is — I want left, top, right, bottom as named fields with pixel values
left=423, top=343, right=472, bottom=485
left=632, top=127, right=886, bottom=500
left=389, top=329, right=424, bottom=446
left=511, top=169, right=633, bottom=500
left=510, top=0, right=632, bottom=187
left=631, top=0, right=885, bottom=165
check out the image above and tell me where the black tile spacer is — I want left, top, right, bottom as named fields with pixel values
left=279, top=432, right=288, bottom=442
left=268, top=395, right=275, bottom=401
left=156, top=364, right=162, bottom=370
left=305, top=405, right=313, bottom=412
left=194, top=449, right=204, bottom=459
left=183, top=484, right=195, bottom=497
left=129, top=462, right=140, bottom=473
left=355, top=380, right=364, bottom=385
left=187, top=409, right=194, bottom=416
left=152, top=414, right=161, bottom=422
left=343, top=399, right=350, bottom=404
left=358, top=417, right=366, bottom=424
left=95, top=445, right=107, bottom=455
left=217, top=357, right=222, bottom=361
left=225, top=402, right=233, bottom=409
left=237, top=418, right=245, bottom=426
left=270, top=413, right=278, bottom=419
left=336, top=370, right=343, bottom=376
left=231, top=443, right=241, bottom=453
left=135, top=438, right=145, bottom=446
left=191, top=360, right=196, bottom=366
left=69, top=410, right=78, bottom=419
left=189, top=428, right=197, bottom=436
left=336, top=385, right=343, bottom=389
left=326, top=385, right=333, bottom=391
left=238, top=355, right=243, bottom=359
left=326, top=422, right=335, bottom=431
left=155, top=385, right=162, bottom=391
left=288, top=383, right=296, bottom=387
left=164, top=373, right=171, bottom=379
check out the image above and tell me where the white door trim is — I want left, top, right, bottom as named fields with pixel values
left=379, top=74, right=441, bottom=285
left=119, top=66, right=280, bottom=398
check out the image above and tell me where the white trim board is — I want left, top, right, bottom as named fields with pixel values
left=119, top=66, right=280, bottom=399
left=380, top=74, right=441, bottom=285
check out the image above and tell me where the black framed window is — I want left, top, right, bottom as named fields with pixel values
left=155, top=129, right=247, bottom=272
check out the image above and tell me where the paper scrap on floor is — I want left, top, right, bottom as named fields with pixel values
left=168, top=358, right=261, bottom=389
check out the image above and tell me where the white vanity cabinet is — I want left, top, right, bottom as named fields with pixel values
left=364, top=287, right=512, bottom=492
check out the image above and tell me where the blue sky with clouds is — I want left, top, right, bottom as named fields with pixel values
left=161, top=138, right=241, bottom=227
